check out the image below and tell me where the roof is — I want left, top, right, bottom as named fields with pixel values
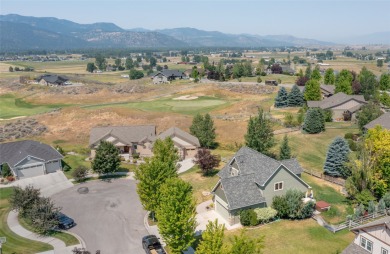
left=364, top=112, right=390, bottom=130
left=341, top=243, right=370, bottom=254
left=152, top=70, right=185, bottom=78
left=307, top=92, right=367, bottom=109
left=316, top=201, right=331, bottom=209
left=38, top=74, right=68, bottom=84
left=320, top=84, right=335, bottom=95
left=156, top=127, right=200, bottom=147
left=351, top=216, right=390, bottom=232
left=89, top=125, right=156, bottom=146
left=0, top=140, right=63, bottom=168
left=215, top=147, right=308, bottom=210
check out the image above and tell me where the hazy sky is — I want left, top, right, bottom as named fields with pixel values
left=1, top=0, right=390, bottom=41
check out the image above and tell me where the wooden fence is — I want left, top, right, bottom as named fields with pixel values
left=303, top=169, right=346, bottom=186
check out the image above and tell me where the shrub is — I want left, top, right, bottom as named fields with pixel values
left=257, top=76, right=262, bottom=83
left=284, top=113, right=294, bottom=127
left=6, top=176, right=15, bottom=182
left=347, top=139, right=358, bottom=151
left=272, top=190, right=310, bottom=219
left=72, top=166, right=88, bottom=182
left=354, top=204, right=365, bottom=218
left=1, top=163, right=12, bottom=177
left=299, top=201, right=315, bottom=219
left=380, top=192, right=390, bottom=208
left=63, top=165, right=71, bottom=172
left=272, top=196, right=288, bottom=218
left=240, top=209, right=258, bottom=226
left=322, top=109, right=333, bottom=122
left=254, top=207, right=277, bottom=223
left=344, top=132, right=353, bottom=139
left=356, top=190, right=376, bottom=207
left=132, top=152, right=140, bottom=159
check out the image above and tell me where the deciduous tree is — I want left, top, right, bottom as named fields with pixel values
left=86, top=63, right=96, bottom=73
left=129, top=69, right=144, bottom=80
left=196, top=220, right=225, bottom=254
left=356, top=103, right=383, bottom=130
left=193, top=148, right=220, bottom=176
left=304, top=79, right=321, bottom=101
left=228, top=229, right=264, bottom=254
left=92, top=141, right=121, bottom=175
left=359, top=67, right=378, bottom=99
left=379, top=74, right=390, bottom=91
left=95, top=54, right=107, bottom=71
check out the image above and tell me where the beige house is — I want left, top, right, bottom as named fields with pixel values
left=89, top=125, right=156, bottom=158
left=364, top=112, right=390, bottom=131
left=307, top=92, right=367, bottom=121
left=156, top=127, right=200, bottom=160
left=342, top=216, right=390, bottom=254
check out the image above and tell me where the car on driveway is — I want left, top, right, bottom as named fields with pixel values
left=58, top=212, right=75, bottom=229
left=142, top=235, right=166, bottom=254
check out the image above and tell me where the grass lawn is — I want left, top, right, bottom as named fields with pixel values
left=62, top=154, right=91, bottom=179
left=81, top=96, right=233, bottom=115
left=0, top=94, right=69, bottom=119
left=223, top=219, right=354, bottom=254
left=0, top=187, right=53, bottom=254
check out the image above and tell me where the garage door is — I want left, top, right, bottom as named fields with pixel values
left=215, top=201, right=230, bottom=222
left=17, top=165, right=44, bottom=179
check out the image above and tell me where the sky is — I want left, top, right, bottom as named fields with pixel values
left=1, top=0, right=390, bottom=42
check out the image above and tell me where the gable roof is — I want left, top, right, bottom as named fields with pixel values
left=152, top=70, right=185, bottom=78
left=364, top=112, right=390, bottom=130
left=0, top=140, right=63, bottom=168
left=351, top=216, right=390, bottom=232
left=89, top=125, right=156, bottom=147
left=307, top=92, right=367, bottom=109
left=320, top=84, right=335, bottom=95
left=156, top=127, right=200, bottom=147
left=38, top=74, right=68, bottom=84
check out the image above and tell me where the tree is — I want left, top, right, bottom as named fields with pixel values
left=189, top=113, right=217, bottom=148
left=287, top=85, right=304, bottom=107
left=304, top=79, right=321, bottom=101
left=9, top=66, right=14, bottom=72
left=228, top=230, right=264, bottom=254
left=149, top=57, right=157, bottom=67
left=86, top=63, right=96, bottom=73
left=193, top=148, right=220, bottom=176
left=271, top=64, right=282, bottom=74
left=323, top=137, right=350, bottom=178
left=196, top=220, right=225, bottom=254
left=27, top=197, right=60, bottom=234
left=274, top=87, right=288, bottom=108
left=356, top=103, right=383, bottom=130
left=72, top=166, right=88, bottom=182
left=92, top=141, right=121, bottom=175
left=336, top=69, right=353, bottom=85
left=95, top=54, right=107, bottom=70
left=245, top=108, right=275, bottom=155
left=156, top=178, right=196, bottom=254
left=305, top=64, right=312, bottom=79
left=335, top=79, right=352, bottom=95
left=9, top=186, right=41, bottom=217
left=324, top=68, right=335, bottom=84
left=295, top=76, right=309, bottom=86
left=279, top=135, right=292, bottom=160
left=379, top=74, right=390, bottom=91
left=153, top=138, right=179, bottom=171
left=129, top=69, right=144, bottom=80
left=303, top=108, right=325, bottom=134
left=311, top=68, right=321, bottom=82
left=377, top=59, right=384, bottom=67
left=352, top=80, right=362, bottom=94
left=359, top=67, right=378, bottom=99
left=1, top=163, right=12, bottom=177
left=125, top=57, right=134, bottom=70
left=114, top=58, right=122, bottom=68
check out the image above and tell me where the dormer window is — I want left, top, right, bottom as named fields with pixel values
left=230, top=167, right=239, bottom=176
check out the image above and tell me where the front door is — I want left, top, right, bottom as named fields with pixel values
left=124, top=146, right=130, bottom=153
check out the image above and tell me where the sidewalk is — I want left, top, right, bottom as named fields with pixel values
left=7, top=210, right=83, bottom=254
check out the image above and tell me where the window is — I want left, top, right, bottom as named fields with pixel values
left=382, top=248, right=388, bottom=254
left=360, top=236, right=373, bottom=253
left=274, top=182, right=283, bottom=191
left=230, top=168, right=239, bottom=176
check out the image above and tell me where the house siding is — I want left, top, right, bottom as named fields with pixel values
left=136, top=141, right=153, bottom=157
left=353, top=227, right=390, bottom=253
left=261, top=166, right=308, bottom=205
left=214, top=184, right=228, bottom=204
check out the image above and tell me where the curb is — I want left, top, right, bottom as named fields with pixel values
left=60, top=230, right=87, bottom=248
left=143, top=211, right=151, bottom=234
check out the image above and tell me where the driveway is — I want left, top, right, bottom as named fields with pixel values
left=51, top=178, right=148, bottom=254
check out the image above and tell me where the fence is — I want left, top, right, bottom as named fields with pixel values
left=303, top=169, right=346, bottom=186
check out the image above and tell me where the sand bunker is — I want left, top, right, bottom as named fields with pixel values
left=173, top=95, right=199, bottom=100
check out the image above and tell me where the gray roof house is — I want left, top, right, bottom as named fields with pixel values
left=363, top=112, right=390, bottom=130
left=307, top=92, right=367, bottom=121
left=320, top=84, right=335, bottom=98
left=152, top=70, right=186, bottom=84
left=0, top=140, right=63, bottom=179
left=212, top=146, right=311, bottom=225
left=342, top=216, right=390, bottom=254
left=37, top=74, right=68, bottom=86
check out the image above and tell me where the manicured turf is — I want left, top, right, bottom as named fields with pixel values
left=0, top=94, right=66, bottom=119
left=0, top=187, right=53, bottom=254
left=81, top=96, right=232, bottom=115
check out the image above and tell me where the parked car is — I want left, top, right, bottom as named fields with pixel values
left=142, top=235, right=166, bottom=254
left=57, top=213, right=75, bottom=230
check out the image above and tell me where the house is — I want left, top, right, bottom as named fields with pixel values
left=342, top=216, right=390, bottom=254
left=363, top=112, right=390, bottom=131
left=152, top=70, right=185, bottom=84
left=37, top=74, right=69, bottom=86
left=0, top=140, right=63, bottom=179
left=320, top=84, right=335, bottom=98
left=211, top=147, right=311, bottom=225
left=307, top=92, right=367, bottom=121
left=89, top=125, right=156, bottom=158
left=156, top=127, right=200, bottom=160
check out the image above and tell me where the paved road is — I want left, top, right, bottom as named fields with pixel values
left=52, top=179, right=148, bottom=254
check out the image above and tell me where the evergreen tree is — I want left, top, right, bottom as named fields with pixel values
left=311, top=68, right=321, bottom=82
left=303, top=108, right=325, bottom=134
left=92, top=141, right=121, bottom=175
left=125, top=57, right=134, bottom=70
left=305, top=64, right=312, bottom=79
left=304, top=79, right=321, bottom=101
left=1, top=163, right=12, bottom=177
left=274, top=87, right=288, bottom=108
left=156, top=178, right=196, bottom=254
left=279, top=135, right=292, bottom=160
left=323, top=137, right=350, bottom=177
left=86, top=63, right=96, bottom=73
left=287, top=85, right=304, bottom=106
left=196, top=220, right=225, bottom=254
left=245, top=108, right=275, bottom=155
left=324, top=68, right=335, bottom=84
left=190, top=113, right=216, bottom=148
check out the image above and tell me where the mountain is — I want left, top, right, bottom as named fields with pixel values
left=340, top=31, right=390, bottom=45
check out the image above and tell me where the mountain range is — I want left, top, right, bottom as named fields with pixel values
left=0, top=14, right=387, bottom=52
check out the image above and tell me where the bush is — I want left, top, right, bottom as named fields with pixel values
left=344, top=132, right=354, bottom=139
left=240, top=209, right=258, bottom=226
left=355, top=190, right=376, bottom=207
left=1, top=163, right=12, bottom=177
left=272, top=190, right=310, bottom=219
left=72, top=166, right=88, bottom=181
left=132, top=152, right=140, bottom=159
left=347, top=139, right=358, bottom=151
left=299, top=201, right=315, bottom=219
left=254, top=207, right=277, bottom=223
left=63, top=165, right=71, bottom=172
left=322, top=109, right=333, bottom=122
left=257, top=76, right=262, bottom=83
left=272, top=196, right=288, bottom=218
left=380, top=192, right=390, bottom=208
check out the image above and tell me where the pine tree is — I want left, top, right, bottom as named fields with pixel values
left=324, top=68, right=335, bottom=84
left=323, top=137, right=350, bottom=177
left=279, top=135, right=292, bottom=160
left=274, top=87, right=288, bottom=108
left=311, top=69, right=321, bottom=82
left=245, top=108, right=275, bottom=154
left=287, top=85, right=304, bottom=106
left=303, top=108, right=325, bottom=134
left=156, top=178, right=196, bottom=254
left=1, top=163, right=12, bottom=177
left=304, top=79, right=321, bottom=101
left=92, top=141, right=121, bottom=175
left=196, top=220, right=225, bottom=254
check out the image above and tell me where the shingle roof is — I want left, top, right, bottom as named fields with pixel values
left=156, top=127, right=200, bottom=147
left=351, top=216, right=390, bottom=232
left=0, top=140, right=63, bottom=168
left=38, top=74, right=68, bottom=84
left=364, top=112, right=390, bottom=130
left=307, top=92, right=367, bottom=109
left=89, top=125, right=156, bottom=146
left=341, top=243, right=370, bottom=254
left=152, top=70, right=185, bottom=78
left=320, top=84, right=335, bottom=95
